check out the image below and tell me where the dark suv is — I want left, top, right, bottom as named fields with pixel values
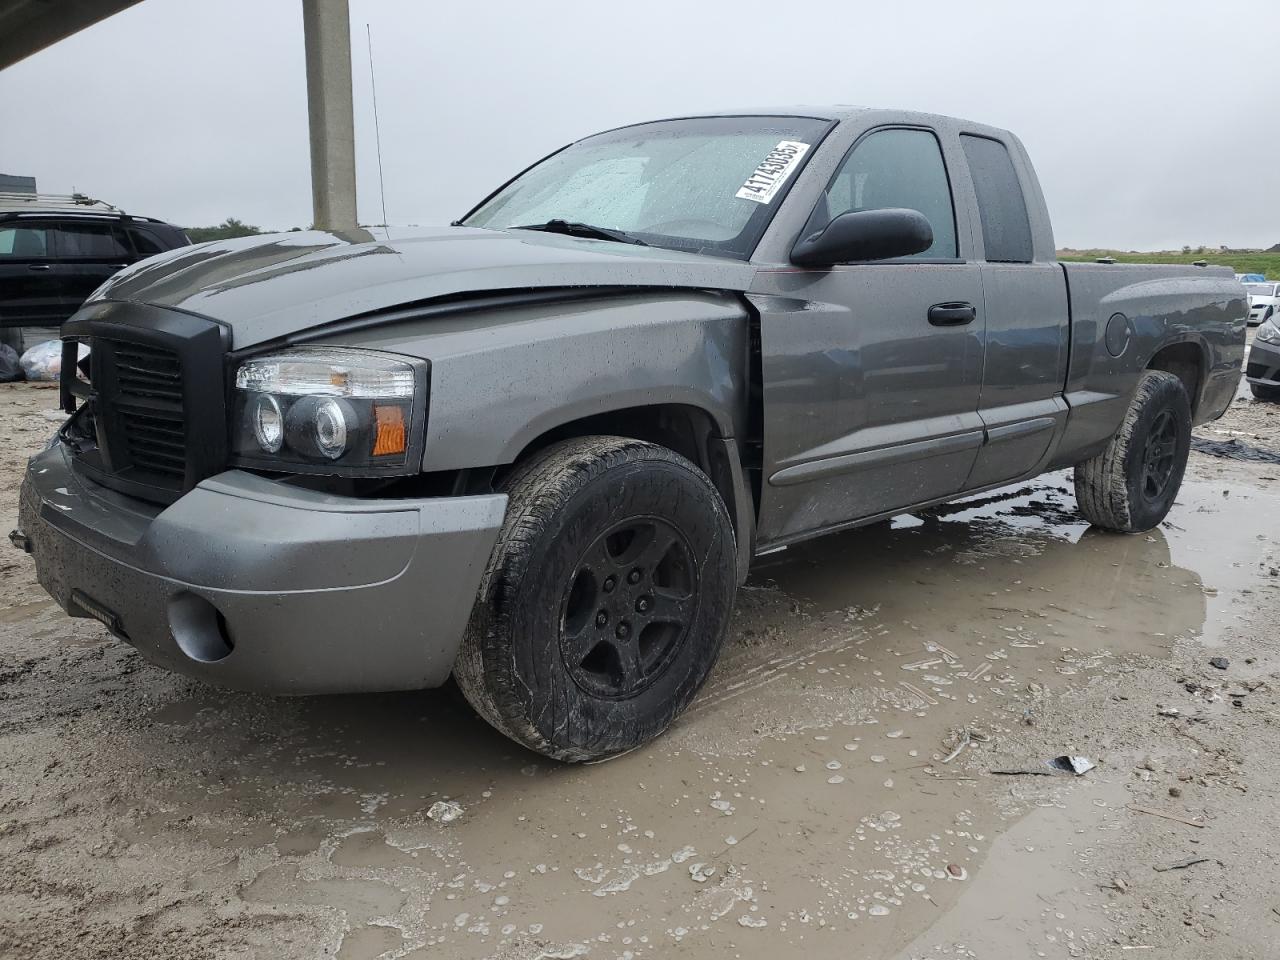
left=0, top=195, right=189, bottom=351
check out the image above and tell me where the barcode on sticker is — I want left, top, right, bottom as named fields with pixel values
left=735, top=140, right=810, bottom=204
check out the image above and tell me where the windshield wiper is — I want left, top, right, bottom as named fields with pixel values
left=511, top=219, right=647, bottom=246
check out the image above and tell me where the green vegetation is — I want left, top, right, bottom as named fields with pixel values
left=1058, top=248, right=1280, bottom=279
left=184, top=217, right=264, bottom=244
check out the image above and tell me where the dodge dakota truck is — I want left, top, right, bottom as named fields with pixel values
left=13, top=108, right=1247, bottom=761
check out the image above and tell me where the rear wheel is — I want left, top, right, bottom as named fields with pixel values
left=1074, top=370, right=1192, bottom=533
left=454, top=436, right=737, bottom=761
left=1250, top=382, right=1280, bottom=403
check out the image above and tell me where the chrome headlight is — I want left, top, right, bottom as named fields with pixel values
left=232, top=347, right=427, bottom=474
left=1258, top=317, right=1280, bottom=344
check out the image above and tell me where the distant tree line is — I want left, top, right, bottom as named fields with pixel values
left=184, top=218, right=263, bottom=243
left=184, top=218, right=308, bottom=243
left=1180, top=244, right=1280, bottom=255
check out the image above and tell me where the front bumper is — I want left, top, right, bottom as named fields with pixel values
left=16, top=440, right=506, bottom=694
left=1246, top=337, right=1280, bottom=388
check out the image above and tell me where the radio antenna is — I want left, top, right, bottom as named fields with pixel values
left=366, top=23, right=389, bottom=230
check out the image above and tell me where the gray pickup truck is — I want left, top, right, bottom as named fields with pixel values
left=14, top=108, right=1247, bottom=761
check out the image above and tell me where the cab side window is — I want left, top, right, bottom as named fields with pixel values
left=821, top=128, right=958, bottom=259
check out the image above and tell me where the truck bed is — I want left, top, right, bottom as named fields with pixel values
left=1052, top=262, right=1246, bottom=467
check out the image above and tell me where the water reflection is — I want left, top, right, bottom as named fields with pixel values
left=754, top=475, right=1206, bottom=656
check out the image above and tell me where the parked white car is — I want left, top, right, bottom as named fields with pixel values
left=1245, top=281, right=1279, bottom=327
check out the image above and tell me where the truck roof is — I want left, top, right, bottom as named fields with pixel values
left=601, top=106, right=1017, bottom=147
left=642, top=105, right=1008, bottom=129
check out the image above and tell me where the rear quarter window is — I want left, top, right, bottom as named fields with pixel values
left=128, top=227, right=169, bottom=255
left=960, top=135, right=1034, bottom=263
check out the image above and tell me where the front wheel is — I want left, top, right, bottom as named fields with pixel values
left=454, top=436, right=737, bottom=762
left=1250, top=382, right=1280, bottom=403
left=1073, top=369, right=1192, bottom=533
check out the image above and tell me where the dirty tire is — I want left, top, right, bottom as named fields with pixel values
left=1250, top=382, right=1280, bottom=403
left=454, top=436, right=737, bottom=762
left=1073, top=369, right=1191, bottom=533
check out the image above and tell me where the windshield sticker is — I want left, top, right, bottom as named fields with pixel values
left=735, top=141, right=811, bottom=204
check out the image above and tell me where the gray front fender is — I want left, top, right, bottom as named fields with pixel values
left=334, top=291, right=751, bottom=471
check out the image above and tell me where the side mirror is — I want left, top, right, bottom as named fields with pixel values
left=790, top=208, right=934, bottom=267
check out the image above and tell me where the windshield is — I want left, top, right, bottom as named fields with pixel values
left=1246, top=283, right=1278, bottom=297
left=463, top=116, right=832, bottom=260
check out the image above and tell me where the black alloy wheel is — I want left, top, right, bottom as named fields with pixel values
left=560, top=517, right=698, bottom=700
left=1140, top=408, right=1179, bottom=503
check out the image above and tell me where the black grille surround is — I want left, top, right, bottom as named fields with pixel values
left=60, top=300, right=231, bottom=505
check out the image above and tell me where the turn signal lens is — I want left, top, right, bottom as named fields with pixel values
left=373, top=404, right=407, bottom=456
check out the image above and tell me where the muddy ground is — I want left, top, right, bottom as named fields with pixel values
left=2, top=375, right=1279, bottom=960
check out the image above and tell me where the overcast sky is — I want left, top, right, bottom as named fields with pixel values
left=1, top=0, right=1276, bottom=250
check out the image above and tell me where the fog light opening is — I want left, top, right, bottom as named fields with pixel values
left=169, top=592, right=235, bottom=663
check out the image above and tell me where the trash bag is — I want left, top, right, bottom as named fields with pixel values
left=19, top=340, right=69, bottom=382
left=0, top=343, right=22, bottom=382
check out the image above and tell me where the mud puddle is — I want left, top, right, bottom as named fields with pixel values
left=0, top=598, right=55, bottom=626
left=64, top=468, right=1272, bottom=959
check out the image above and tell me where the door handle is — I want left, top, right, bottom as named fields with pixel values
left=928, top=301, right=976, bottom=326
left=27, top=263, right=52, bottom=271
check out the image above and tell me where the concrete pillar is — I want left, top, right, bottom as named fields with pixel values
left=302, top=0, right=358, bottom=232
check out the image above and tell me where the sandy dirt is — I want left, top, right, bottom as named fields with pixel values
left=2, top=374, right=1279, bottom=960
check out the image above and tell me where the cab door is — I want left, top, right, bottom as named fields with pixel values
left=754, top=127, right=986, bottom=545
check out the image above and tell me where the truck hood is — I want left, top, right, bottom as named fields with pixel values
left=92, top=226, right=759, bottom=349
